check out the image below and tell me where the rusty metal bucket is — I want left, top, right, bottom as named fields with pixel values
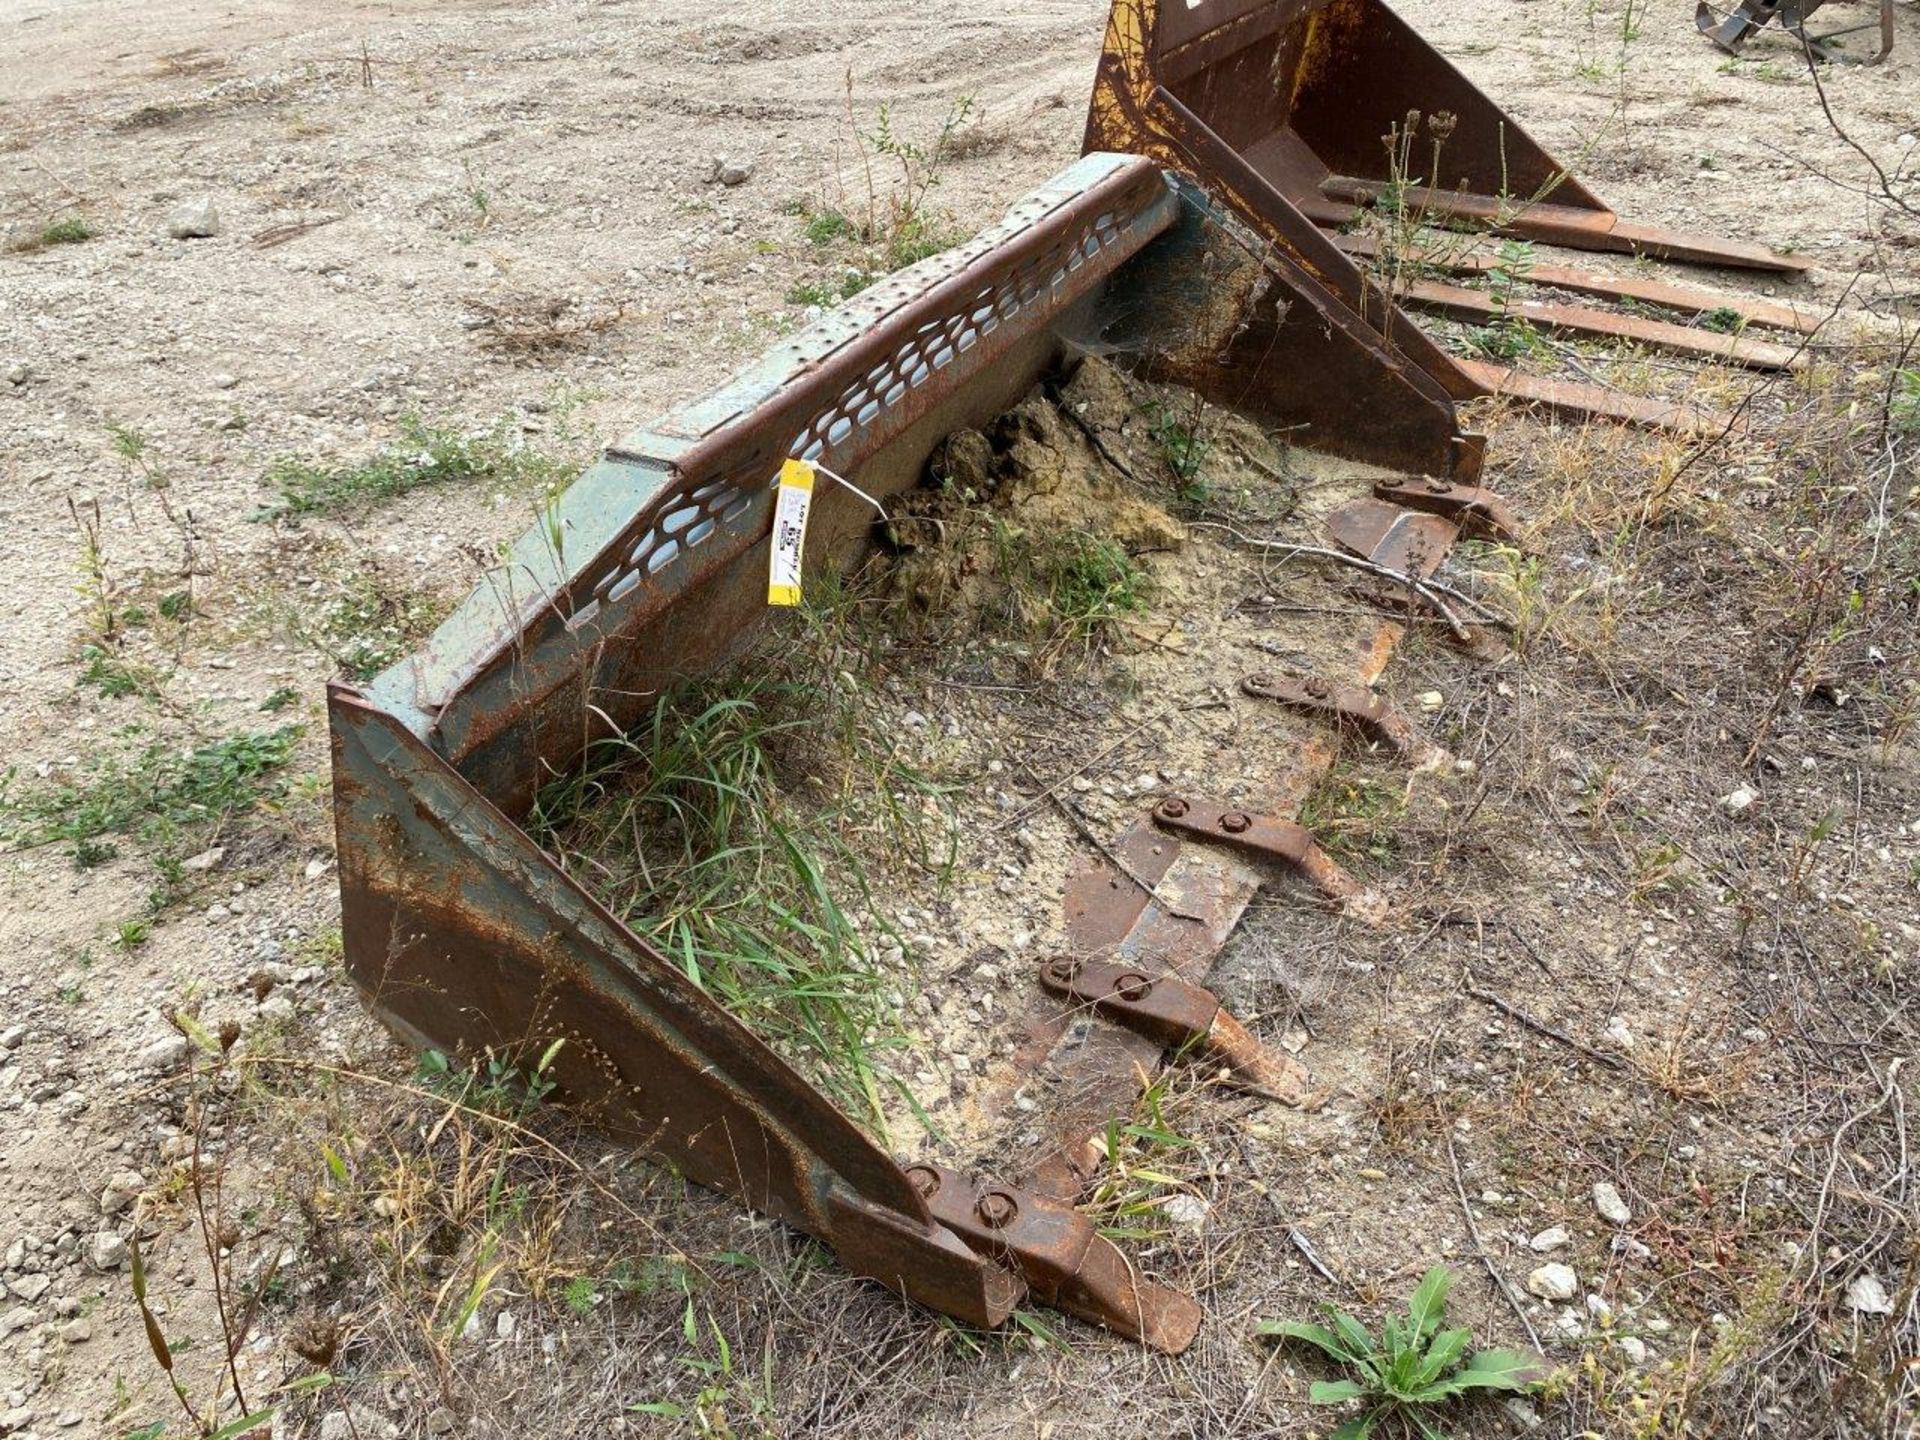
left=333, top=151, right=1483, bottom=1353
left=1085, top=0, right=1819, bottom=431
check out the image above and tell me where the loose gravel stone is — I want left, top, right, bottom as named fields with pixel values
left=1527, top=1263, right=1578, bottom=1300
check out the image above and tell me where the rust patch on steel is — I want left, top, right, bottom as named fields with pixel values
left=1326, top=498, right=1459, bottom=578
left=1372, top=476, right=1520, bottom=545
left=1039, top=956, right=1322, bottom=1106
left=1242, top=670, right=1445, bottom=768
left=908, top=1163, right=1204, bottom=1354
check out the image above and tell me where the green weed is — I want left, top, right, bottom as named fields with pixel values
left=785, top=85, right=974, bottom=302
left=1037, top=532, right=1150, bottom=641
left=1259, top=1266, right=1547, bottom=1439
left=256, top=415, right=566, bottom=521
left=416, top=1039, right=563, bottom=1120
left=802, top=209, right=857, bottom=246
left=8, top=215, right=97, bottom=252
left=1299, top=765, right=1407, bottom=865
left=1082, top=1075, right=1204, bottom=1242
left=1148, top=402, right=1210, bottom=505
left=79, top=644, right=164, bottom=701
left=0, top=725, right=302, bottom=866
left=1699, top=306, right=1744, bottom=336
left=530, top=669, right=949, bottom=1132
left=1890, top=369, right=1920, bottom=434
left=296, top=565, right=446, bottom=681
left=785, top=272, right=869, bottom=309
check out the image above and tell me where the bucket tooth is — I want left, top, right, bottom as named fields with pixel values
left=1326, top=498, right=1459, bottom=578
left=904, top=1165, right=1204, bottom=1354
left=1371, top=477, right=1520, bottom=545
left=1039, top=956, right=1322, bottom=1106
left=1151, top=796, right=1364, bottom=909
left=1242, top=671, right=1446, bottom=770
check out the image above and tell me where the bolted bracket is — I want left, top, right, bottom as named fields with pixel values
left=1039, top=956, right=1321, bottom=1106
left=1372, top=476, right=1520, bottom=545
left=903, top=1163, right=1204, bottom=1355
left=1151, top=795, right=1363, bottom=907
left=1242, top=671, right=1446, bottom=770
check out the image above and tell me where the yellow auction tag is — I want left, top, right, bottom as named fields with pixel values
left=767, top=458, right=815, bottom=606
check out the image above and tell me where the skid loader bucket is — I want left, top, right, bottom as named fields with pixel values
left=1085, top=0, right=1819, bottom=432
left=329, top=151, right=1501, bottom=1352
left=1697, top=0, right=1895, bottom=62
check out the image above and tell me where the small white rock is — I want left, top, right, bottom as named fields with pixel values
left=1161, top=1194, right=1210, bottom=1231
left=1846, top=1272, right=1894, bottom=1315
left=1527, top=1263, right=1579, bottom=1300
left=99, top=1170, right=145, bottom=1216
left=165, top=196, right=222, bottom=239
left=1528, top=1226, right=1571, bottom=1253
left=1502, top=1398, right=1542, bottom=1431
left=181, top=847, right=225, bottom=873
left=87, top=1231, right=128, bottom=1271
left=1602, top=1017, right=1634, bottom=1051
left=1593, top=1182, right=1631, bottom=1226
left=1720, top=785, right=1760, bottom=818
left=1617, top=1335, right=1648, bottom=1366
left=495, top=1310, right=517, bottom=1339
left=136, top=1035, right=190, bottom=1070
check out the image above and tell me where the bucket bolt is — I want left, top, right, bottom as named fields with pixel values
left=976, top=1190, right=1019, bottom=1229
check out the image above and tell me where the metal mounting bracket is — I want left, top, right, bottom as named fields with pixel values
left=1372, top=476, right=1520, bottom=546
left=903, top=1163, right=1204, bottom=1354
left=1242, top=672, right=1446, bottom=770
left=1038, top=956, right=1320, bottom=1106
left=1151, top=795, right=1363, bottom=908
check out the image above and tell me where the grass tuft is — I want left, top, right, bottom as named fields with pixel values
left=0, top=725, right=302, bottom=866
left=8, top=215, right=98, bottom=252
left=530, top=651, right=951, bottom=1131
left=256, top=415, right=566, bottom=521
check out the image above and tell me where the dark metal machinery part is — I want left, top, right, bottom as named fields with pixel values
left=1084, top=0, right=1815, bottom=434
left=1696, top=0, right=1895, bottom=60
left=1242, top=671, right=1441, bottom=766
left=1039, top=955, right=1321, bottom=1105
left=1371, top=476, right=1520, bottom=546
left=328, top=140, right=1537, bottom=1354
left=1152, top=795, right=1363, bottom=906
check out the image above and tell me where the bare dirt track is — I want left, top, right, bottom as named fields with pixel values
left=2, top=2, right=1918, bottom=1438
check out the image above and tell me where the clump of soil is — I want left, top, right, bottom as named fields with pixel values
left=878, top=356, right=1188, bottom=671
